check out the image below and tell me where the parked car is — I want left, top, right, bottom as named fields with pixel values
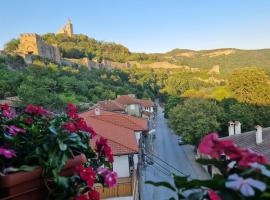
left=178, top=137, right=185, bottom=145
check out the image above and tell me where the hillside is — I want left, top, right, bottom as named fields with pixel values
left=4, top=34, right=270, bottom=73
left=160, top=48, right=270, bottom=73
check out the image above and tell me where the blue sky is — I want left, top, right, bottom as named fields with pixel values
left=1, top=0, right=270, bottom=53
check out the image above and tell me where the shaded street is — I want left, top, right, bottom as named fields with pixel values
left=141, top=105, right=209, bottom=200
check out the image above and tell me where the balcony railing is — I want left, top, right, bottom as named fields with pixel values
left=95, top=170, right=138, bottom=199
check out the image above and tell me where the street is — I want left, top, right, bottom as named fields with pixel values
left=141, top=105, right=210, bottom=200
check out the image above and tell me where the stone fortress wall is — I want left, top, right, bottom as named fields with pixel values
left=15, top=19, right=130, bottom=69
left=17, top=33, right=61, bottom=63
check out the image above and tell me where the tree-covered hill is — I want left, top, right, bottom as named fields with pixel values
left=4, top=34, right=270, bottom=73
left=160, top=48, right=270, bottom=73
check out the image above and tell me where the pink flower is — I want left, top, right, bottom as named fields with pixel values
left=66, top=103, right=79, bottom=119
left=1, top=104, right=15, bottom=119
left=24, top=117, right=33, bottom=125
left=88, top=189, right=100, bottom=200
left=96, top=137, right=114, bottom=163
left=198, top=133, right=233, bottom=158
left=1, top=103, right=10, bottom=111
left=208, top=189, right=222, bottom=200
left=238, top=149, right=268, bottom=167
left=224, top=145, right=242, bottom=161
left=97, top=167, right=108, bottom=176
left=75, top=164, right=96, bottom=188
left=67, top=103, right=78, bottom=113
left=104, top=171, right=117, bottom=187
left=6, top=125, right=26, bottom=136
left=63, top=121, right=77, bottom=132
left=0, top=147, right=16, bottom=158
left=76, top=190, right=100, bottom=200
left=67, top=111, right=79, bottom=119
left=76, top=195, right=89, bottom=200
left=25, top=104, right=49, bottom=116
left=97, top=167, right=118, bottom=188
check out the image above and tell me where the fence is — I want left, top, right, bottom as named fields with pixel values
left=95, top=170, right=138, bottom=199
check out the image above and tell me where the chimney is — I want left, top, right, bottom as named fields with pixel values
left=228, top=121, right=235, bottom=136
left=235, top=121, right=241, bottom=135
left=95, top=107, right=100, bottom=115
left=255, top=125, right=263, bottom=144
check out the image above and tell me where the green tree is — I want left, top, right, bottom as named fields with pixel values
left=4, top=39, right=20, bottom=52
left=168, top=98, right=224, bottom=146
left=228, top=67, right=270, bottom=105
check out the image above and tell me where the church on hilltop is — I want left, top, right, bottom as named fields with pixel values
left=16, top=18, right=74, bottom=63
left=57, top=18, right=74, bottom=36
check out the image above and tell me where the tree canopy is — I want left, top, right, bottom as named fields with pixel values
left=228, top=67, right=270, bottom=105
left=168, top=98, right=224, bottom=146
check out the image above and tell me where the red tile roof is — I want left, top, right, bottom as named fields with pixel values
left=98, top=100, right=125, bottom=112
left=115, top=95, right=139, bottom=105
left=115, top=95, right=154, bottom=108
left=80, top=109, right=148, bottom=131
left=83, top=116, right=138, bottom=155
left=137, top=99, right=154, bottom=107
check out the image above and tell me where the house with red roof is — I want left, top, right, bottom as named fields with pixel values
left=115, top=94, right=155, bottom=118
left=97, top=100, right=125, bottom=113
left=79, top=108, right=148, bottom=199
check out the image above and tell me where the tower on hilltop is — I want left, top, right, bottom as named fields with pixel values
left=57, top=18, right=74, bottom=36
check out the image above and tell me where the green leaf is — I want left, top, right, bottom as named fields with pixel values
left=57, top=139, right=67, bottom=151
left=196, top=158, right=226, bottom=174
left=145, top=181, right=176, bottom=191
left=49, top=126, right=57, bottom=135
left=4, top=165, right=39, bottom=173
left=173, top=175, right=189, bottom=189
left=187, top=191, right=205, bottom=200
left=55, top=176, right=69, bottom=188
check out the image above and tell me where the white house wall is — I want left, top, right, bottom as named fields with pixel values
left=113, top=155, right=130, bottom=178
left=135, top=131, right=142, bottom=144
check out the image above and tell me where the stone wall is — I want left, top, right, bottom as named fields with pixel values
left=17, top=33, right=61, bottom=63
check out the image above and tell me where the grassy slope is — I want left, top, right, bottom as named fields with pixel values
left=158, top=48, right=270, bottom=73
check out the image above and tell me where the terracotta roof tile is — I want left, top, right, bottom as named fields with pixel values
left=80, top=109, right=148, bottom=131
left=82, top=116, right=138, bottom=155
left=136, top=99, right=154, bottom=107
left=115, top=95, right=139, bottom=105
left=98, top=100, right=125, bottom=112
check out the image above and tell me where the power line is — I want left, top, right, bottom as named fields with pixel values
left=144, top=150, right=188, bottom=177
left=146, top=162, right=172, bottom=177
left=144, top=153, right=173, bottom=176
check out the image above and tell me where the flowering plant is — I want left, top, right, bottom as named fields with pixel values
left=146, top=133, right=270, bottom=200
left=0, top=103, right=117, bottom=200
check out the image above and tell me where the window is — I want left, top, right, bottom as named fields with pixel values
left=130, top=104, right=135, bottom=110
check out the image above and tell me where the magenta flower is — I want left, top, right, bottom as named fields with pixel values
left=208, top=189, right=222, bottom=200
left=0, top=147, right=16, bottom=158
left=6, top=125, right=26, bottom=136
left=97, top=167, right=117, bottom=188
left=104, top=171, right=117, bottom=187
left=1, top=103, right=15, bottom=119
left=225, top=174, right=266, bottom=197
left=198, top=132, right=234, bottom=158
left=97, top=167, right=108, bottom=176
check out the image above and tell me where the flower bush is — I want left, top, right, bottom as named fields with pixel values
left=0, top=103, right=117, bottom=200
left=147, top=132, right=270, bottom=200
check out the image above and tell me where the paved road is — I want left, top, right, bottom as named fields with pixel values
left=141, top=105, right=209, bottom=200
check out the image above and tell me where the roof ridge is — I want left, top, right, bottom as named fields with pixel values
left=109, top=139, right=138, bottom=152
left=89, top=117, right=138, bottom=152
left=223, top=127, right=270, bottom=139
left=91, top=115, right=142, bottom=130
left=121, top=114, right=145, bottom=129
